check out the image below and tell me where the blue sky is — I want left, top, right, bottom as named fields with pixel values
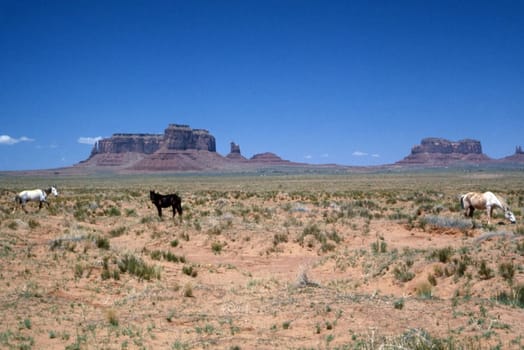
left=1, top=0, right=523, bottom=170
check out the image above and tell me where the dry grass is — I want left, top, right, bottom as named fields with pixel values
left=0, top=170, right=523, bottom=349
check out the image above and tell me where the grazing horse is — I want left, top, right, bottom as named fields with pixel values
left=149, top=190, right=183, bottom=218
left=460, top=191, right=516, bottom=224
left=14, top=186, right=59, bottom=213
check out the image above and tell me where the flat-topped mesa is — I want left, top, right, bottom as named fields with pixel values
left=89, top=123, right=216, bottom=157
left=397, top=137, right=491, bottom=165
left=412, top=138, right=483, bottom=155
left=92, top=134, right=163, bottom=155
left=163, top=124, right=216, bottom=151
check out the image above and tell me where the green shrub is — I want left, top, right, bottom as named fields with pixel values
left=499, top=262, right=515, bottom=283
left=28, top=219, right=40, bottom=229
left=393, top=263, right=415, bottom=282
left=118, top=254, right=160, bottom=281
left=105, top=207, right=121, bottom=217
left=182, top=265, right=198, bottom=277
left=428, top=247, right=454, bottom=263
left=211, top=241, right=224, bottom=254
left=494, top=284, right=524, bottom=308
left=96, top=237, right=110, bottom=250
left=109, top=226, right=126, bottom=237
left=478, top=260, right=494, bottom=280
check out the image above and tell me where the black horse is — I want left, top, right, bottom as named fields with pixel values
left=150, top=190, right=183, bottom=218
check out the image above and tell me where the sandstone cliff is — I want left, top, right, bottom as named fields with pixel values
left=397, top=137, right=492, bottom=165
left=78, top=124, right=294, bottom=171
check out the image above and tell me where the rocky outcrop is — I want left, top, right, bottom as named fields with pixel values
left=397, top=138, right=492, bottom=165
left=226, top=142, right=247, bottom=161
left=250, top=152, right=289, bottom=163
left=92, top=134, right=163, bottom=155
left=163, top=124, right=215, bottom=152
left=90, top=124, right=215, bottom=158
left=77, top=124, right=295, bottom=171
left=500, top=145, right=524, bottom=163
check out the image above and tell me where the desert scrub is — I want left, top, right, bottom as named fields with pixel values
left=493, top=284, right=524, bottom=308
left=183, top=283, right=194, bottom=297
left=297, top=224, right=340, bottom=252
left=95, top=236, right=110, bottom=250
left=118, top=253, right=161, bottom=280
left=498, top=262, right=515, bottom=283
left=149, top=250, right=185, bottom=263
left=211, top=241, right=224, bottom=254
left=419, top=215, right=471, bottom=231
left=109, top=226, right=126, bottom=237
left=182, top=264, right=198, bottom=277
left=478, top=260, right=494, bottom=280
left=393, top=262, right=415, bottom=282
left=371, top=236, right=387, bottom=254
left=427, top=246, right=454, bottom=263
left=28, top=218, right=40, bottom=229
left=416, top=281, right=433, bottom=299
left=104, top=206, right=121, bottom=217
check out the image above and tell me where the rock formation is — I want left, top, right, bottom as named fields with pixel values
left=396, top=137, right=492, bottom=165
left=77, top=124, right=294, bottom=171
left=500, top=145, right=524, bottom=163
left=250, top=152, right=289, bottom=163
left=226, top=142, right=247, bottom=161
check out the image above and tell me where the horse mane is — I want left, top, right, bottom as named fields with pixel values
left=493, top=193, right=509, bottom=210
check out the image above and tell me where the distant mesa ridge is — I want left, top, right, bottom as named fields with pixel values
left=81, top=123, right=292, bottom=171
left=77, top=124, right=523, bottom=171
left=396, top=137, right=492, bottom=165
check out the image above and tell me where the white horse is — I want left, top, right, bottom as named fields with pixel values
left=460, top=191, right=516, bottom=224
left=14, top=186, right=58, bottom=213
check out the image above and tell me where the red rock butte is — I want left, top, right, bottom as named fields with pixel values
left=76, top=123, right=295, bottom=172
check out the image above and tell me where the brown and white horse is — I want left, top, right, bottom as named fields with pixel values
left=460, top=191, right=516, bottom=224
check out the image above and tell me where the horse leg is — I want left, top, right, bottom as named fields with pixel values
left=486, top=206, right=492, bottom=225
left=156, top=205, right=163, bottom=217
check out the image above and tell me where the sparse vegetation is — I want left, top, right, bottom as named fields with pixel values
left=117, top=253, right=161, bottom=280
left=1, top=172, right=523, bottom=348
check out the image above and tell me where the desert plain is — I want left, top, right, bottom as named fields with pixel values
left=0, top=170, right=523, bottom=349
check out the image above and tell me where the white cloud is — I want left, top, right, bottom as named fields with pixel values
left=352, top=151, right=368, bottom=157
left=371, top=153, right=380, bottom=158
left=320, top=153, right=329, bottom=158
left=78, top=136, right=103, bottom=145
left=0, top=135, right=34, bottom=145
left=304, top=154, right=313, bottom=160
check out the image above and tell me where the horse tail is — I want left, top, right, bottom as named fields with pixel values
left=13, top=194, right=21, bottom=213
left=460, top=194, right=466, bottom=209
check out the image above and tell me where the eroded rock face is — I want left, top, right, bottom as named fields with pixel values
left=411, top=138, right=483, bottom=155
left=90, top=124, right=216, bottom=157
left=226, top=142, right=247, bottom=161
left=93, top=134, right=163, bottom=155
left=397, top=137, right=491, bottom=165
left=163, top=124, right=216, bottom=152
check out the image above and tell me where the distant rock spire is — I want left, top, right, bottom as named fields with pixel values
left=226, top=142, right=247, bottom=161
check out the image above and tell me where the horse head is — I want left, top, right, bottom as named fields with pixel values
left=504, top=209, right=516, bottom=224
left=150, top=191, right=157, bottom=201
left=50, top=186, right=59, bottom=196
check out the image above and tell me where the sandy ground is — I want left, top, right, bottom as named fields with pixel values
left=0, top=175, right=523, bottom=349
